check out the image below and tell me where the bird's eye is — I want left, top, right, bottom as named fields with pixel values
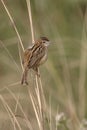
left=43, top=41, right=45, bottom=43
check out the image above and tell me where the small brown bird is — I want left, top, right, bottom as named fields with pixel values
left=21, top=37, right=50, bottom=85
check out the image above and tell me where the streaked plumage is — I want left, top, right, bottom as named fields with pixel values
left=21, top=37, right=50, bottom=85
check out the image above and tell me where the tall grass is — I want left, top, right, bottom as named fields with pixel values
left=0, top=0, right=87, bottom=130
left=0, top=0, right=47, bottom=130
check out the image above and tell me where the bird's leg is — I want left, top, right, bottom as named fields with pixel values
left=21, top=68, right=28, bottom=85
left=24, top=68, right=28, bottom=85
left=33, top=67, right=40, bottom=77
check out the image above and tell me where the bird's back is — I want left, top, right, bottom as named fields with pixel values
left=23, top=42, right=46, bottom=69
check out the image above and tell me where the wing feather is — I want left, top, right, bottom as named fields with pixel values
left=28, top=44, right=45, bottom=68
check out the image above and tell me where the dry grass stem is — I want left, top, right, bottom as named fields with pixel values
left=0, top=96, right=16, bottom=130
left=1, top=0, right=24, bottom=52
left=39, top=76, right=47, bottom=111
left=49, top=95, right=52, bottom=130
left=5, top=87, right=33, bottom=130
left=26, top=0, right=35, bottom=43
left=26, top=0, right=46, bottom=129
left=29, top=92, right=43, bottom=130
left=35, top=76, right=42, bottom=119
left=0, top=95, right=22, bottom=130
left=18, top=43, right=24, bottom=71
left=0, top=40, right=21, bottom=73
left=78, top=10, right=87, bottom=118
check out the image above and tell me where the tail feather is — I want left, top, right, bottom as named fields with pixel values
left=21, top=69, right=28, bottom=85
left=21, top=73, right=25, bottom=84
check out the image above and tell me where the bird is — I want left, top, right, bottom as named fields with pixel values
left=21, top=36, right=50, bottom=85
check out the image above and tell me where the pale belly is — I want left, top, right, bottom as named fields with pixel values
left=39, top=53, right=47, bottom=65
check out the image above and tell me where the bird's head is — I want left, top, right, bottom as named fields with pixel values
left=40, top=37, right=50, bottom=46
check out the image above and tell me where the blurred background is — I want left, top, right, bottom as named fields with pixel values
left=0, top=0, right=87, bottom=130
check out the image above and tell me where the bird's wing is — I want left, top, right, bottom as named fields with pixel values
left=28, top=43, right=45, bottom=68
left=23, top=48, right=32, bottom=68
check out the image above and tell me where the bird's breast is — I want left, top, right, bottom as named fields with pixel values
left=39, top=53, right=47, bottom=65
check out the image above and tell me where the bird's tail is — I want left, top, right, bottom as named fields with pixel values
left=21, top=69, right=28, bottom=85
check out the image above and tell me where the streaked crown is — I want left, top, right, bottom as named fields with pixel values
left=40, top=36, right=50, bottom=46
left=40, top=37, right=49, bottom=41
